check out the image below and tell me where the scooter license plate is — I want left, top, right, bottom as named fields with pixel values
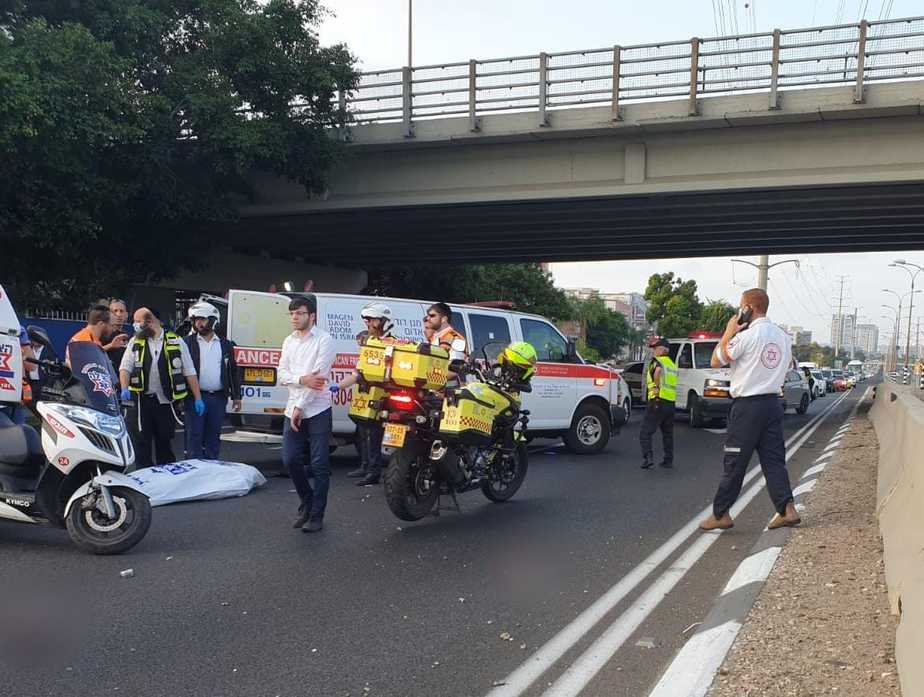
left=382, top=423, right=408, bottom=448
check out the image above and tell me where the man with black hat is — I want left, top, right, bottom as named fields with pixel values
left=639, top=337, right=679, bottom=470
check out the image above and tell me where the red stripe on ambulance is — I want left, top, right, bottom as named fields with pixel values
left=535, top=363, right=612, bottom=379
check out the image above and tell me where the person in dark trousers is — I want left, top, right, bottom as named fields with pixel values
left=639, top=337, right=678, bottom=469
left=278, top=295, right=335, bottom=533
left=700, top=288, right=802, bottom=531
left=333, top=302, right=396, bottom=486
left=119, top=307, right=204, bottom=467
left=183, top=301, right=241, bottom=459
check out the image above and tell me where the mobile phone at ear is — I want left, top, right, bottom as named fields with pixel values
left=737, top=306, right=754, bottom=326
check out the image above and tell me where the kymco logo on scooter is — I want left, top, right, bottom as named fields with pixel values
left=47, top=415, right=75, bottom=438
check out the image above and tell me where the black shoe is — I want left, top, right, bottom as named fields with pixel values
left=302, top=517, right=324, bottom=533
left=346, top=468, right=366, bottom=478
left=640, top=459, right=654, bottom=470
left=659, top=461, right=674, bottom=469
left=356, top=474, right=380, bottom=486
left=292, top=505, right=310, bottom=529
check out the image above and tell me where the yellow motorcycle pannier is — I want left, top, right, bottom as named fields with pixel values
left=357, top=338, right=391, bottom=384
left=390, top=342, right=450, bottom=390
left=348, top=384, right=388, bottom=423
left=439, top=383, right=508, bottom=446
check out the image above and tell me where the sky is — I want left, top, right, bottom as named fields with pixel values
left=317, top=0, right=923, bottom=345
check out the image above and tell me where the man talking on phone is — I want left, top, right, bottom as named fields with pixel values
left=699, top=288, right=802, bottom=531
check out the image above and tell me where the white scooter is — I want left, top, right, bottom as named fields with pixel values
left=0, top=339, right=151, bottom=554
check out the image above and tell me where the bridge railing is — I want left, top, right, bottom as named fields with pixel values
left=342, top=16, right=924, bottom=135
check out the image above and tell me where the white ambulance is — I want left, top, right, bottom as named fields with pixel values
left=665, top=332, right=733, bottom=428
left=222, top=290, right=632, bottom=454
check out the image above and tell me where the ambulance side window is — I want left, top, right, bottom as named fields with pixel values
left=677, top=343, right=693, bottom=369
left=520, top=319, right=568, bottom=363
left=469, top=314, right=511, bottom=359
left=450, top=311, right=467, bottom=339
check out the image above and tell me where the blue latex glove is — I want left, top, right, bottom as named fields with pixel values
left=120, top=388, right=132, bottom=402
left=194, top=398, right=206, bottom=416
left=329, top=384, right=340, bottom=393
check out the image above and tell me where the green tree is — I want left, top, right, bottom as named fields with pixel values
left=644, top=272, right=703, bottom=338
left=1, top=1, right=358, bottom=307
left=701, top=300, right=737, bottom=333
left=364, top=263, right=574, bottom=321
left=571, top=295, right=632, bottom=359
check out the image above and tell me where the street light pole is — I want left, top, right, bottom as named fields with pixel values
left=891, top=260, right=924, bottom=368
left=408, top=0, right=413, bottom=68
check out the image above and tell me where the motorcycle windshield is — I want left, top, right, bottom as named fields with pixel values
left=67, top=342, right=121, bottom=416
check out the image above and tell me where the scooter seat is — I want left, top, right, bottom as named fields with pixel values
left=0, top=411, right=44, bottom=468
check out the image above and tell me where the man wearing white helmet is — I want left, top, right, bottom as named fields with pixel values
left=331, top=301, right=395, bottom=485
left=182, top=301, right=242, bottom=459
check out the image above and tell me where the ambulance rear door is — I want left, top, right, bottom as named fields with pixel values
left=0, top=285, right=23, bottom=404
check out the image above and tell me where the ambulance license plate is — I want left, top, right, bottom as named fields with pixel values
left=243, top=367, right=276, bottom=384
left=382, top=423, right=408, bottom=448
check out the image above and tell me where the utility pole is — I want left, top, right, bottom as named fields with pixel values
left=757, top=254, right=769, bottom=290
left=834, top=275, right=847, bottom=360
left=916, top=316, right=921, bottom=363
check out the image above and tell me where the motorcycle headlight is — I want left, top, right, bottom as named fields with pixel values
left=52, top=405, right=125, bottom=436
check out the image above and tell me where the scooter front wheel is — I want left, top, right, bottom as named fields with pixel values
left=66, top=486, right=152, bottom=555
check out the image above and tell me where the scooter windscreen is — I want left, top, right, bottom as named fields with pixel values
left=65, top=342, right=121, bottom=417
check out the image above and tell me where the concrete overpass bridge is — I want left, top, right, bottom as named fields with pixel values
left=225, top=16, right=924, bottom=265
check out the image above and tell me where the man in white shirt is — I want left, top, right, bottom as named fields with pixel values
left=183, top=301, right=242, bottom=460
left=700, top=288, right=801, bottom=532
left=278, top=295, right=336, bottom=533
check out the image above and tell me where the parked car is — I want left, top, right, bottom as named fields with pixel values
left=782, top=369, right=811, bottom=414
left=620, top=361, right=646, bottom=406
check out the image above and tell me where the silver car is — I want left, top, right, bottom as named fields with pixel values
left=782, top=369, right=811, bottom=414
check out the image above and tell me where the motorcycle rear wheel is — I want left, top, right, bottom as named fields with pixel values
left=66, top=486, right=152, bottom=555
left=384, top=447, right=440, bottom=521
left=481, top=443, right=529, bottom=503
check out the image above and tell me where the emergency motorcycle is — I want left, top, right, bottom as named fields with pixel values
left=351, top=337, right=535, bottom=522
left=0, top=340, right=152, bottom=554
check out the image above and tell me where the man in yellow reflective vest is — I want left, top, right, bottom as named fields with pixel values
left=118, top=307, right=203, bottom=467
left=640, top=337, right=678, bottom=469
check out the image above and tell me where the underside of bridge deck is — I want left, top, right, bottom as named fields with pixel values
left=218, top=181, right=924, bottom=265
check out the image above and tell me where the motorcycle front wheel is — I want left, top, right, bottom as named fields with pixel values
left=66, top=486, right=152, bottom=555
left=482, top=443, right=528, bottom=503
left=384, top=447, right=440, bottom=521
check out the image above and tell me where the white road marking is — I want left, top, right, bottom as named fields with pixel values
left=721, top=546, right=782, bottom=597
left=791, top=479, right=818, bottom=497
left=813, top=451, right=836, bottom=463
left=822, top=439, right=842, bottom=452
left=484, top=391, right=851, bottom=697
left=534, top=392, right=850, bottom=697
left=801, top=463, right=827, bottom=479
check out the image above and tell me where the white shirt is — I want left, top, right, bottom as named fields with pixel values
left=277, top=326, right=336, bottom=419
left=196, top=334, right=223, bottom=392
left=119, top=329, right=197, bottom=405
left=718, top=317, right=792, bottom=398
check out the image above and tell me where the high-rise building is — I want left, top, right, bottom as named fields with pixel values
left=788, top=325, right=813, bottom=346
left=855, top=324, right=879, bottom=355
left=831, top=313, right=857, bottom=352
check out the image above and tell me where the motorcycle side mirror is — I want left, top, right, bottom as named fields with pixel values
left=450, top=338, right=466, bottom=353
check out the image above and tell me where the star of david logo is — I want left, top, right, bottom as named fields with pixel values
left=88, top=370, right=113, bottom=397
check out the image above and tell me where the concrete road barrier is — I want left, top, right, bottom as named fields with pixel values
left=870, top=383, right=924, bottom=697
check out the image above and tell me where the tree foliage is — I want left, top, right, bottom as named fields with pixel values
left=571, top=294, right=634, bottom=360
left=0, top=0, right=358, bottom=307
left=364, top=263, right=574, bottom=321
left=700, top=300, right=737, bottom=333
left=644, top=272, right=703, bottom=338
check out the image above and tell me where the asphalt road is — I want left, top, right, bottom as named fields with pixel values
left=0, top=388, right=865, bottom=697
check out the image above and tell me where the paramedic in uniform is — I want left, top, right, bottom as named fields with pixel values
left=639, top=337, right=678, bottom=469
left=425, top=302, right=467, bottom=385
left=119, top=307, right=204, bottom=467
left=699, top=288, right=802, bottom=531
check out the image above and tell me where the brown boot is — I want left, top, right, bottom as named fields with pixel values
left=768, top=502, right=801, bottom=530
left=699, top=512, right=734, bottom=531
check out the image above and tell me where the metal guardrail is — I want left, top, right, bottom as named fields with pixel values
left=342, top=16, right=924, bottom=135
